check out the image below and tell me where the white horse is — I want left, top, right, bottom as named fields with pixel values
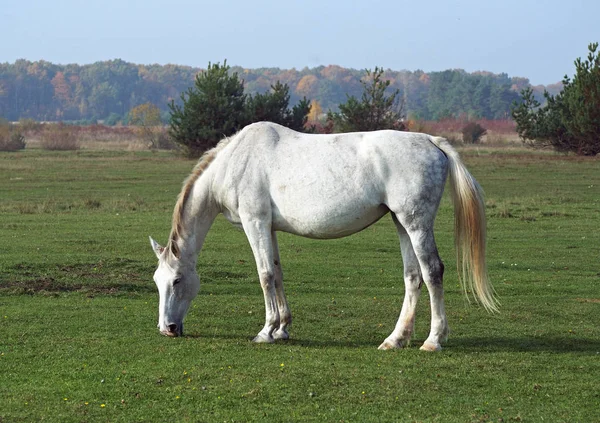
left=150, top=122, right=497, bottom=351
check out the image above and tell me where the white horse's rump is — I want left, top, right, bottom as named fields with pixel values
left=150, top=122, right=497, bottom=351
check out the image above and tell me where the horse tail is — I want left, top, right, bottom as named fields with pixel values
left=429, top=136, right=499, bottom=313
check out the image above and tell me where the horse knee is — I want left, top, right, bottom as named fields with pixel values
left=259, top=270, right=276, bottom=289
left=424, top=257, right=444, bottom=287
left=405, top=267, right=422, bottom=284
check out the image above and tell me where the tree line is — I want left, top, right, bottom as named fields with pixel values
left=0, top=59, right=560, bottom=123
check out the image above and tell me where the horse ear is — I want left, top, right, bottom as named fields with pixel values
left=149, top=236, right=164, bottom=259
left=170, top=240, right=181, bottom=259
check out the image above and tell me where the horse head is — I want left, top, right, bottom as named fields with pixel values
left=150, top=237, right=200, bottom=337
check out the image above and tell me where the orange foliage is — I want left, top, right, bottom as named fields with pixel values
left=307, top=100, right=323, bottom=122
left=277, top=69, right=300, bottom=86
left=51, top=72, right=71, bottom=104
left=320, top=65, right=349, bottom=80
left=296, top=75, right=319, bottom=98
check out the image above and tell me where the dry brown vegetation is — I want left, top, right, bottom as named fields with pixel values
left=6, top=118, right=521, bottom=153
left=0, top=121, right=26, bottom=151
left=406, top=118, right=520, bottom=146
left=17, top=123, right=152, bottom=151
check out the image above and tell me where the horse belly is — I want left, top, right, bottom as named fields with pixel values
left=271, top=192, right=389, bottom=239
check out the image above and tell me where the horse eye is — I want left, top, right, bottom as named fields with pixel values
left=173, top=278, right=182, bottom=286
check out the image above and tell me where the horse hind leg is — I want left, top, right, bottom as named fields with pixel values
left=384, top=208, right=450, bottom=351
left=406, top=224, right=449, bottom=352
left=271, top=232, right=292, bottom=341
left=379, top=216, right=423, bottom=350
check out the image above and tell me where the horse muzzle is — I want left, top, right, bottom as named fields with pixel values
left=160, top=323, right=183, bottom=337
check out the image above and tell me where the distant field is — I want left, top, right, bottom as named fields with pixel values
left=0, top=148, right=599, bottom=422
left=13, top=118, right=520, bottom=153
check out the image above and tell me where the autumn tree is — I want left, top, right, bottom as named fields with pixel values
left=296, top=75, right=319, bottom=98
left=307, top=100, right=323, bottom=123
left=129, top=102, right=163, bottom=148
left=51, top=71, right=72, bottom=118
left=512, top=42, right=600, bottom=155
left=327, top=67, right=406, bottom=132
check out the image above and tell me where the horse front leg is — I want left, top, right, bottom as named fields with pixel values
left=271, top=232, right=292, bottom=340
left=242, top=217, right=280, bottom=344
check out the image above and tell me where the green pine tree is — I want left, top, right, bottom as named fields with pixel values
left=169, top=62, right=312, bottom=157
left=512, top=42, right=600, bottom=156
left=245, top=81, right=311, bottom=131
left=168, top=61, right=246, bottom=156
left=327, top=67, right=406, bottom=132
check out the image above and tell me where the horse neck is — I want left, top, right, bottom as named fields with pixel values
left=173, top=172, right=219, bottom=261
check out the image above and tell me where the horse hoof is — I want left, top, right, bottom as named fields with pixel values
left=252, top=333, right=275, bottom=344
left=419, top=341, right=442, bottom=352
left=273, top=329, right=289, bottom=341
left=378, top=339, right=408, bottom=350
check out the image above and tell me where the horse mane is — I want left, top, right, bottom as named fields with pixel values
left=167, top=135, right=233, bottom=256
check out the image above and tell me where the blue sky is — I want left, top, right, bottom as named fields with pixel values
left=2, top=0, right=598, bottom=85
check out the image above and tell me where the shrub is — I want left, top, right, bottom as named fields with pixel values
left=40, top=123, right=80, bottom=151
left=148, top=127, right=175, bottom=150
left=462, top=122, right=487, bottom=144
left=0, top=120, right=26, bottom=151
left=18, top=118, right=42, bottom=132
left=129, top=103, right=165, bottom=149
left=0, top=122, right=10, bottom=148
left=439, top=132, right=461, bottom=145
left=8, top=131, right=26, bottom=150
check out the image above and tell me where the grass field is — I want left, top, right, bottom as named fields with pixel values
left=1, top=148, right=599, bottom=422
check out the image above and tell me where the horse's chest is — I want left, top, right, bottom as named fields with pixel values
left=222, top=207, right=243, bottom=228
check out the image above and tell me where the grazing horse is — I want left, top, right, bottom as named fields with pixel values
left=150, top=122, right=497, bottom=351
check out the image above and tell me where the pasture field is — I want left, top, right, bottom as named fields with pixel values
left=0, top=148, right=599, bottom=422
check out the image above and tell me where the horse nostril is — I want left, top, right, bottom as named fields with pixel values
left=168, top=324, right=178, bottom=334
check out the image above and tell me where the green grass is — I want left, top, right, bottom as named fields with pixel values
left=1, top=149, right=599, bottom=422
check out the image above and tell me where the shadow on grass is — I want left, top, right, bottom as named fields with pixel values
left=181, top=332, right=399, bottom=349
left=180, top=332, right=600, bottom=353
left=287, top=336, right=600, bottom=352
left=450, top=336, right=600, bottom=354
left=0, top=278, right=156, bottom=295
left=1, top=259, right=156, bottom=295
